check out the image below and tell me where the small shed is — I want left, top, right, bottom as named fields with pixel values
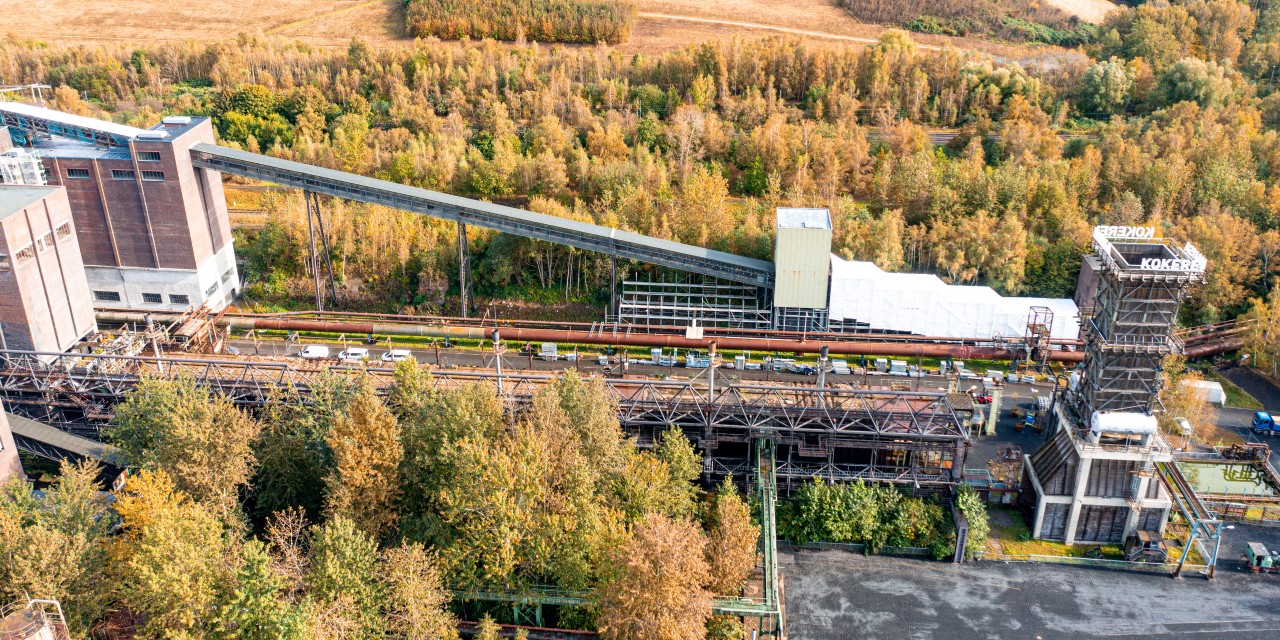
left=1182, top=379, right=1226, bottom=406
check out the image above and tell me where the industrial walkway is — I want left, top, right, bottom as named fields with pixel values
left=189, top=143, right=775, bottom=287
left=7, top=412, right=121, bottom=464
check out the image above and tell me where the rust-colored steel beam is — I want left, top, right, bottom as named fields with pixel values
left=98, top=311, right=1090, bottom=362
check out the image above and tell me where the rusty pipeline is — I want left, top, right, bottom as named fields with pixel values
left=97, top=311, right=1089, bottom=362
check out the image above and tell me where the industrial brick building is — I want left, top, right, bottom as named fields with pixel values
left=0, top=102, right=238, bottom=311
left=0, top=185, right=96, bottom=355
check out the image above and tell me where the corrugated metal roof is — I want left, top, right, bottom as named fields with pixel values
left=0, top=101, right=150, bottom=140
left=30, top=137, right=131, bottom=160
left=0, top=185, right=61, bottom=221
left=777, top=207, right=831, bottom=230
left=192, top=143, right=775, bottom=279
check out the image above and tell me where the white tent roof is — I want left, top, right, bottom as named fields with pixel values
left=827, top=255, right=1080, bottom=339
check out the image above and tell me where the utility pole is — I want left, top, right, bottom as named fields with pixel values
left=304, top=191, right=322, bottom=312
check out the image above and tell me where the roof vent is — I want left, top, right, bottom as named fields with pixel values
left=136, top=131, right=168, bottom=140
left=162, top=116, right=192, bottom=125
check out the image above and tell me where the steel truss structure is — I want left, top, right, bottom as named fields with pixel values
left=0, top=350, right=967, bottom=487
left=1073, top=233, right=1204, bottom=419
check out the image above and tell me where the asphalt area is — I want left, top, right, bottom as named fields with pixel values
left=782, top=546, right=1280, bottom=640
left=1217, top=365, right=1280, bottom=412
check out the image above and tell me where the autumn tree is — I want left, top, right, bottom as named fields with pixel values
left=598, top=514, right=712, bottom=640
left=381, top=542, right=457, bottom=640
left=325, top=381, right=403, bottom=538
left=113, top=469, right=233, bottom=639
left=703, top=478, right=760, bottom=596
left=1241, top=287, right=1280, bottom=377
left=1159, top=355, right=1213, bottom=444
left=0, top=461, right=114, bottom=634
left=109, top=376, right=259, bottom=518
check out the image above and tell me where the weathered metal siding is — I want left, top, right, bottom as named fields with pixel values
left=1041, top=503, right=1070, bottom=540
left=773, top=224, right=831, bottom=309
left=1085, top=459, right=1136, bottom=498
left=1073, top=505, right=1128, bottom=543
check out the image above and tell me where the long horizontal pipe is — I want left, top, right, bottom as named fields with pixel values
left=98, top=311, right=1086, bottom=362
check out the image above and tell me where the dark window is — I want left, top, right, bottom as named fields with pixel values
left=111, top=170, right=135, bottom=181
left=93, top=290, right=122, bottom=302
left=15, top=245, right=34, bottom=262
left=137, top=151, right=162, bottom=162
left=141, top=292, right=163, bottom=304
left=141, top=170, right=165, bottom=182
left=169, top=294, right=189, bottom=304
left=35, top=232, right=53, bottom=252
left=222, top=268, right=234, bottom=283
left=205, top=282, right=219, bottom=297
left=0, top=255, right=9, bottom=271
left=56, top=222, right=72, bottom=239
left=66, top=168, right=90, bottom=179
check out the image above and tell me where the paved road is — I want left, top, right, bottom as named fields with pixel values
left=782, top=549, right=1280, bottom=640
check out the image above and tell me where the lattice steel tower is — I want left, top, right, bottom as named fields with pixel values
left=1073, top=227, right=1207, bottom=419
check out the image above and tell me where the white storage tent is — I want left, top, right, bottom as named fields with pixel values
left=827, top=256, right=1080, bottom=339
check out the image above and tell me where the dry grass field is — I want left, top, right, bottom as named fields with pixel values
left=6, top=0, right=1040, bottom=56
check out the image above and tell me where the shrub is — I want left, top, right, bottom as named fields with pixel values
left=405, top=0, right=636, bottom=45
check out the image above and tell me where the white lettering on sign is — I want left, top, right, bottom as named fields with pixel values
left=1094, top=225, right=1156, bottom=239
left=1140, top=258, right=1195, bottom=271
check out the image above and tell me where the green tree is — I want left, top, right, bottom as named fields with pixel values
left=955, top=485, right=989, bottom=560
left=306, top=516, right=383, bottom=635
left=1157, top=58, right=1235, bottom=108
left=109, top=376, right=260, bottom=518
left=325, top=381, right=403, bottom=538
left=215, top=540, right=310, bottom=640
left=252, top=375, right=356, bottom=522
left=1080, top=58, right=1133, bottom=116
left=114, top=469, right=231, bottom=639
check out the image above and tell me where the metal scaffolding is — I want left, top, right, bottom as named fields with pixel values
left=616, top=279, right=771, bottom=330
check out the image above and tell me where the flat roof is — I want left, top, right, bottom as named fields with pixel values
left=0, top=101, right=150, bottom=140
left=0, top=185, right=61, bottom=221
left=28, top=137, right=131, bottom=160
left=777, top=208, right=831, bottom=230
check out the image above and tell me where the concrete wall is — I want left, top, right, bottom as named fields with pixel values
left=0, top=186, right=97, bottom=354
left=0, top=409, right=21, bottom=484
left=84, top=242, right=238, bottom=311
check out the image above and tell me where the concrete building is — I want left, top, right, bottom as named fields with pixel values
left=0, top=185, right=96, bottom=355
left=0, top=103, right=238, bottom=311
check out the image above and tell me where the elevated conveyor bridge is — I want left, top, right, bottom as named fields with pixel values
left=188, top=144, right=775, bottom=287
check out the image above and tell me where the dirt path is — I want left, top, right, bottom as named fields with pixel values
left=1042, top=0, right=1119, bottom=24
left=638, top=13, right=941, bottom=50
left=264, top=0, right=383, bottom=36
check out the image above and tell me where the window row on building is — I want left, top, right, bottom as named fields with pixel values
left=92, top=290, right=190, bottom=305
left=0, top=221, right=76, bottom=271
left=65, top=168, right=166, bottom=182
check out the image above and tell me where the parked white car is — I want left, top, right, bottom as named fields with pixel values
left=337, top=347, right=369, bottom=362
left=380, top=349, right=412, bottom=363
left=298, top=345, right=331, bottom=360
